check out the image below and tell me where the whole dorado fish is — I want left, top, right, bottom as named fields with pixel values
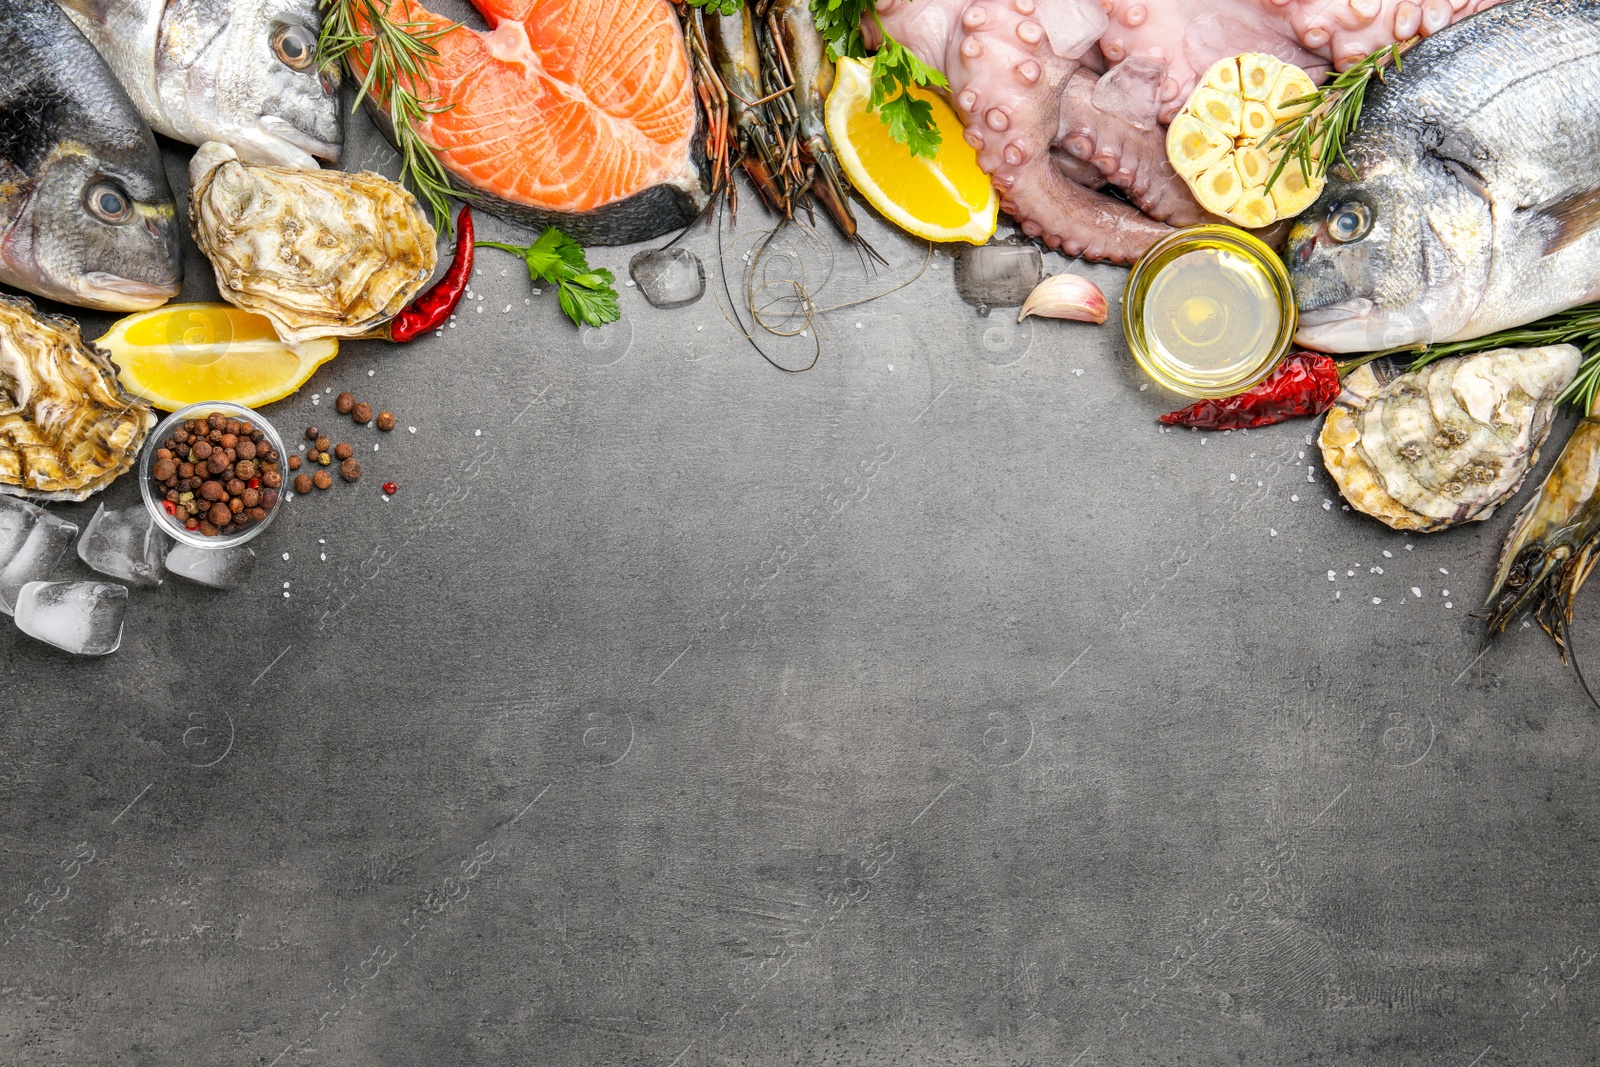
left=1, top=0, right=181, bottom=311
left=55, top=0, right=341, bottom=169
left=1289, top=0, right=1600, bottom=354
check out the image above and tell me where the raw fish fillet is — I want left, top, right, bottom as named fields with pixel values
left=356, top=0, right=707, bottom=244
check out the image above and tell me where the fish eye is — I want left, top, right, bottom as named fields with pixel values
left=85, top=182, right=131, bottom=224
left=272, top=24, right=317, bottom=71
left=1327, top=201, right=1372, bottom=244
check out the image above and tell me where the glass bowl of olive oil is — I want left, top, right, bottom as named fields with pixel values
left=1123, top=225, right=1297, bottom=399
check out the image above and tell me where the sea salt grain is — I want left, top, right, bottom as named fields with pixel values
left=1383, top=550, right=1392, bottom=558
left=1440, top=568, right=1450, bottom=575
left=281, top=553, right=289, bottom=561
left=1442, top=590, right=1450, bottom=597
left=1270, top=529, right=1278, bottom=537
left=1323, top=500, right=1332, bottom=510
left=1328, top=571, right=1337, bottom=581
left=409, top=427, right=417, bottom=433
left=1230, top=474, right=1237, bottom=482
left=1372, top=597, right=1382, bottom=605
left=1291, top=494, right=1299, bottom=501
left=1411, top=587, right=1422, bottom=598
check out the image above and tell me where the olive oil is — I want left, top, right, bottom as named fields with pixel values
left=1123, top=226, right=1296, bottom=399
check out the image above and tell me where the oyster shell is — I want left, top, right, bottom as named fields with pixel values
left=0, top=294, right=154, bottom=501
left=1320, top=345, right=1580, bottom=532
left=189, top=142, right=436, bottom=344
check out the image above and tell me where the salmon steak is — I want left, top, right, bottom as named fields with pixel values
left=357, top=0, right=708, bottom=244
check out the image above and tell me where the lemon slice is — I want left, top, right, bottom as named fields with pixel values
left=825, top=57, right=997, bottom=244
left=99, top=303, right=338, bottom=412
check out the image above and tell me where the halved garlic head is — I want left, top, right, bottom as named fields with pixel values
left=1165, top=53, right=1328, bottom=229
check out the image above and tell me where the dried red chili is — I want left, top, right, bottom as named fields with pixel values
left=1158, top=352, right=1341, bottom=431
left=382, top=205, right=475, bottom=343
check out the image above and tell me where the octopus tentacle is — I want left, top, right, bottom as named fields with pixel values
left=1000, top=151, right=1173, bottom=264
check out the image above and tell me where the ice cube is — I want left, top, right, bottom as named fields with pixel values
left=954, top=240, right=1042, bottom=312
left=0, top=511, right=79, bottom=616
left=1038, top=0, right=1107, bottom=60
left=1091, top=57, right=1167, bottom=131
left=167, top=543, right=255, bottom=590
left=77, top=503, right=170, bottom=586
left=0, top=494, right=44, bottom=567
left=628, top=248, right=706, bottom=310
left=14, top=581, right=127, bottom=656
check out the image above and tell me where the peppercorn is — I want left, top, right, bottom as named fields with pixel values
left=339, top=458, right=362, bottom=482
left=336, top=391, right=355, bottom=414
left=199, top=480, right=225, bottom=501
left=288, top=455, right=301, bottom=470
left=317, top=452, right=332, bottom=466
left=306, top=426, right=319, bottom=440
left=334, top=442, right=353, bottom=461
left=219, top=433, right=238, bottom=449
left=208, top=413, right=226, bottom=430
left=236, top=439, right=257, bottom=461
left=239, top=422, right=254, bottom=436
left=376, top=411, right=395, bottom=432
left=294, top=473, right=313, bottom=494
left=207, top=502, right=231, bottom=526
left=191, top=440, right=213, bottom=460
left=352, top=402, right=372, bottom=424
left=262, top=489, right=279, bottom=509
left=382, top=481, right=398, bottom=496
left=314, top=435, right=330, bottom=453
left=262, top=471, right=282, bottom=489
left=207, top=455, right=230, bottom=476
left=240, top=488, right=260, bottom=508
left=313, top=470, right=332, bottom=490
left=234, top=460, right=257, bottom=481
left=153, top=458, right=176, bottom=481
left=195, top=520, right=213, bottom=535
left=226, top=477, right=246, bottom=497
left=248, top=506, right=268, bottom=521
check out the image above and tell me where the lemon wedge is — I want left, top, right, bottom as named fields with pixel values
left=99, top=303, right=337, bottom=412
left=825, top=57, right=997, bottom=244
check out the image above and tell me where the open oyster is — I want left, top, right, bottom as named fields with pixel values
left=1321, top=345, right=1579, bottom=532
left=189, top=142, right=436, bottom=344
left=0, top=294, right=154, bottom=501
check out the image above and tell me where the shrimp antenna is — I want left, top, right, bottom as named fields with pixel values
left=1561, top=614, right=1600, bottom=712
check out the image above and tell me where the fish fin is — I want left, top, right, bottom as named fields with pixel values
left=54, top=0, right=115, bottom=22
left=1535, top=188, right=1600, bottom=256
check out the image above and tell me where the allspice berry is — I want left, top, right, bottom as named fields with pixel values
left=288, top=454, right=301, bottom=471
left=305, top=426, right=319, bottom=440
left=376, top=411, right=395, bottom=432
left=312, top=470, right=333, bottom=490
left=339, top=458, right=362, bottom=483
left=335, top=391, right=355, bottom=415
left=334, top=442, right=353, bottom=461
left=352, top=401, right=373, bottom=424
left=314, top=436, right=331, bottom=453
left=293, top=473, right=313, bottom=495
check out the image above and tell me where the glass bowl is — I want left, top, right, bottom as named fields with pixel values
left=1123, top=225, right=1298, bottom=399
left=139, top=402, right=287, bottom=549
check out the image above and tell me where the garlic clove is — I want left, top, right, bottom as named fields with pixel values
left=1017, top=273, right=1109, bottom=324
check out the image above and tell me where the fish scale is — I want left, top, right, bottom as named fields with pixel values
left=1291, top=0, right=1600, bottom=353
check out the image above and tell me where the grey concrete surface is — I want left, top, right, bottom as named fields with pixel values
left=4, top=33, right=1600, bottom=1067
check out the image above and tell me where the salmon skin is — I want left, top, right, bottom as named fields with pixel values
left=357, top=0, right=709, bottom=245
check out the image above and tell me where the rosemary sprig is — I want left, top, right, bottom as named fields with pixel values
left=1335, top=301, right=1600, bottom=412
left=318, top=0, right=461, bottom=234
left=1259, top=39, right=1415, bottom=194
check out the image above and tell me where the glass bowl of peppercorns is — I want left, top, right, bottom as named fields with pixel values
left=139, top=402, right=287, bottom=549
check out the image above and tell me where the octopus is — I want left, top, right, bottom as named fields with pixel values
left=866, top=0, right=1512, bottom=264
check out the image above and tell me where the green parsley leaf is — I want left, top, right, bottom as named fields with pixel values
left=808, top=0, right=946, bottom=158
left=477, top=230, right=621, bottom=329
left=685, top=0, right=744, bottom=14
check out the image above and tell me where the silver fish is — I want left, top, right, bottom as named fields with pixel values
left=1288, top=0, right=1600, bottom=354
left=1, top=0, right=181, bottom=310
left=56, top=0, right=341, bottom=169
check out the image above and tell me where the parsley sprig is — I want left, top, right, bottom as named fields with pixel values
left=811, top=0, right=947, bottom=158
left=479, top=230, right=621, bottom=329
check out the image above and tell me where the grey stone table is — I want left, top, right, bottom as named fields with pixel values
left=3, top=78, right=1598, bottom=1067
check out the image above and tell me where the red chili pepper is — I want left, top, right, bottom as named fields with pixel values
left=161, top=500, right=176, bottom=516
left=383, top=206, right=474, bottom=342
left=1158, top=352, right=1341, bottom=431
left=382, top=481, right=398, bottom=496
